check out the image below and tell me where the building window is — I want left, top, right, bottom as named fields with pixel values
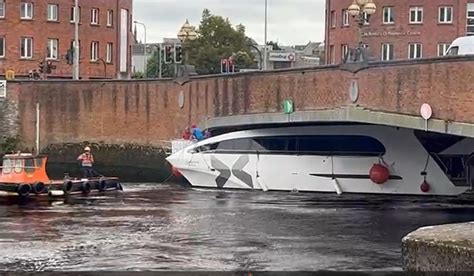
left=107, top=10, right=113, bottom=26
left=341, top=44, right=348, bottom=61
left=329, top=45, right=335, bottom=64
left=91, top=8, right=99, bottom=25
left=70, top=6, right=81, bottom=23
left=342, top=9, right=349, bottom=26
left=408, top=43, right=422, bottom=59
left=409, top=7, right=423, bottom=24
left=90, top=41, right=99, bottom=61
left=47, top=39, right=58, bottom=59
left=0, top=0, right=5, bottom=18
left=467, top=3, right=474, bottom=36
left=20, top=37, right=33, bottom=58
left=381, top=43, right=394, bottom=61
left=0, top=36, right=4, bottom=57
left=439, top=7, right=453, bottom=23
left=438, top=43, right=450, bottom=56
left=47, top=4, right=59, bottom=21
left=330, top=10, right=336, bottom=28
left=106, top=43, right=113, bottom=63
left=383, top=7, right=394, bottom=24
left=21, top=2, right=33, bottom=20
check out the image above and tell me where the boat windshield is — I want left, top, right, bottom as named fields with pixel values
left=2, top=159, right=13, bottom=174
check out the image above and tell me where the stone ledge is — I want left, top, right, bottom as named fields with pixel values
left=402, top=222, right=474, bottom=271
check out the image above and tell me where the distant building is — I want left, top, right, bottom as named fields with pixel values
left=261, top=42, right=324, bottom=70
left=0, top=0, right=133, bottom=79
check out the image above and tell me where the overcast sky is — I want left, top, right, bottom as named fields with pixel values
left=133, top=0, right=326, bottom=46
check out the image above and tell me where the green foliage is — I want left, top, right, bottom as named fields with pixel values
left=185, top=9, right=257, bottom=75
left=146, top=50, right=174, bottom=78
left=0, top=136, right=21, bottom=155
left=132, top=72, right=145, bottom=79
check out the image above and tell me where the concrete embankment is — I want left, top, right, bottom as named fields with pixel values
left=402, top=222, right=474, bottom=271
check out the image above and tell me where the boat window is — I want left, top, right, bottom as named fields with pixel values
left=414, top=130, right=465, bottom=153
left=25, top=159, right=35, bottom=173
left=446, top=46, right=459, bottom=56
left=298, top=135, right=386, bottom=156
left=217, top=138, right=255, bottom=151
left=2, top=159, right=12, bottom=174
left=253, top=137, right=297, bottom=152
left=35, top=158, right=43, bottom=168
left=14, top=159, right=23, bottom=173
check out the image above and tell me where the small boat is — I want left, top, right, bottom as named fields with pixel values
left=0, top=152, right=123, bottom=198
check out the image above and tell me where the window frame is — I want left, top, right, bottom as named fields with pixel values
left=20, top=2, right=34, bottom=20
left=47, top=4, right=59, bottom=22
left=409, top=6, right=423, bottom=24
left=341, top=44, right=349, bottom=61
left=439, top=6, right=453, bottom=24
left=382, top=6, right=394, bottom=24
left=330, top=10, right=336, bottom=28
left=0, top=36, right=5, bottom=58
left=70, top=6, right=81, bottom=23
left=90, top=41, right=99, bottom=61
left=408, top=43, right=422, bottom=59
left=107, top=10, right=113, bottom=27
left=91, top=8, right=99, bottom=25
left=381, top=43, right=394, bottom=61
left=0, top=0, right=5, bottom=18
left=47, top=38, right=59, bottom=60
left=438, top=43, right=450, bottom=56
left=342, top=9, right=349, bottom=27
left=20, top=37, right=33, bottom=59
left=106, top=42, right=113, bottom=63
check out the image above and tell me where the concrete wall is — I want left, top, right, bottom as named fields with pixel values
left=402, top=222, right=474, bottom=271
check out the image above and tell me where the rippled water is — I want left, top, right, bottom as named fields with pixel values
left=0, top=183, right=473, bottom=271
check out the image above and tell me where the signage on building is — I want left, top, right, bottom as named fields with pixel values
left=0, top=80, right=6, bottom=98
left=269, top=52, right=296, bottom=62
left=361, top=31, right=421, bottom=37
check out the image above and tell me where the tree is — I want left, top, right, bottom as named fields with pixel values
left=184, top=9, right=257, bottom=75
left=145, top=49, right=174, bottom=78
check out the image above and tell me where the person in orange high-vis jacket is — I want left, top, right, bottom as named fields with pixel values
left=77, top=146, right=99, bottom=178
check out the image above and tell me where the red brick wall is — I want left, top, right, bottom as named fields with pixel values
left=5, top=57, right=474, bottom=149
left=325, top=0, right=474, bottom=64
left=0, top=0, right=133, bottom=79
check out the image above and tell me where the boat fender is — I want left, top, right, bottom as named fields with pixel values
left=17, top=184, right=32, bottom=197
left=48, top=190, right=65, bottom=197
left=32, top=181, right=46, bottom=194
left=63, top=180, right=73, bottom=194
left=369, top=163, right=390, bottom=184
left=116, top=182, right=123, bottom=191
left=332, top=178, right=343, bottom=195
left=97, top=179, right=107, bottom=192
left=82, top=181, right=92, bottom=194
left=420, top=181, right=431, bottom=193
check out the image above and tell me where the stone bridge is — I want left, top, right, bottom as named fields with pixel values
left=1, top=56, right=474, bottom=180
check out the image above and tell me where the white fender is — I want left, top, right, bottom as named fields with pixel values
left=332, top=178, right=342, bottom=195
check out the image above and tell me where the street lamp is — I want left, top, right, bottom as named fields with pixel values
left=134, top=20, right=147, bottom=75
left=347, top=0, right=376, bottom=49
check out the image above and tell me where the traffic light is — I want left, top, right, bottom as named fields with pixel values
left=228, top=59, right=235, bottom=73
left=164, top=45, right=173, bottom=64
left=221, top=59, right=228, bottom=74
left=175, top=45, right=183, bottom=64
left=46, top=61, right=56, bottom=74
left=39, top=61, right=45, bottom=73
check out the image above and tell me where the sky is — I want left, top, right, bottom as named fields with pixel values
left=133, top=0, right=326, bottom=46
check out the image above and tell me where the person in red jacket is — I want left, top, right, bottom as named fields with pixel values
left=182, top=127, right=192, bottom=140
left=77, top=146, right=99, bottom=178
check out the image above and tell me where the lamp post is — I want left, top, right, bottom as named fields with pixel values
left=347, top=0, right=376, bottom=53
left=73, top=0, right=79, bottom=80
left=177, top=19, right=198, bottom=64
left=263, top=0, right=268, bottom=70
left=134, top=20, right=147, bottom=75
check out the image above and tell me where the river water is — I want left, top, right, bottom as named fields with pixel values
left=0, top=183, right=473, bottom=271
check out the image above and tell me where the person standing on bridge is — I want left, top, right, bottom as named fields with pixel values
left=77, top=146, right=98, bottom=178
left=191, top=124, right=205, bottom=141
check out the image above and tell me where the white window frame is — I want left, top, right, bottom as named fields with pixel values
left=468, top=5, right=474, bottom=36
left=91, top=8, right=99, bottom=25
left=383, top=7, right=394, bottom=24
left=409, top=7, right=423, bottom=24
left=90, top=41, right=99, bottom=61
left=381, top=43, right=394, bottom=61
left=106, top=43, right=113, bottom=63
left=0, top=36, right=5, bottom=58
left=341, top=44, right=348, bottom=61
left=47, top=4, right=59, bottom=22
left=438, top=43, right=450, bottom=56
left=21, top=2, right=34, bottom=20
left=70, top=6, right=81, bottom=23
left=0, top=0, right=5, bottom=18
left=47, top=38, right=58, bottom=60
left=20, top=37, right=33, bottom=58
left=408, top=43, right=422, bottom=59
left=107, top=10, right=113, bottom=26
left=330, top=10, right=336, bottom=28
left=439, top=6, right=453, bottom=24
left=342, top=9, right=349, bottom=26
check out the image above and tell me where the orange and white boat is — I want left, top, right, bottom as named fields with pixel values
left=0, top=152, right=123, bottom=197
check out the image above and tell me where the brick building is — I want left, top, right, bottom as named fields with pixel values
left=325, top=0, right=474, bottom=64
left=0, top=0, right=133, bottom=79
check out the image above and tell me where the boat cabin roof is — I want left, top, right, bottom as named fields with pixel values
left=3, top=153, right=47, bottom=160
